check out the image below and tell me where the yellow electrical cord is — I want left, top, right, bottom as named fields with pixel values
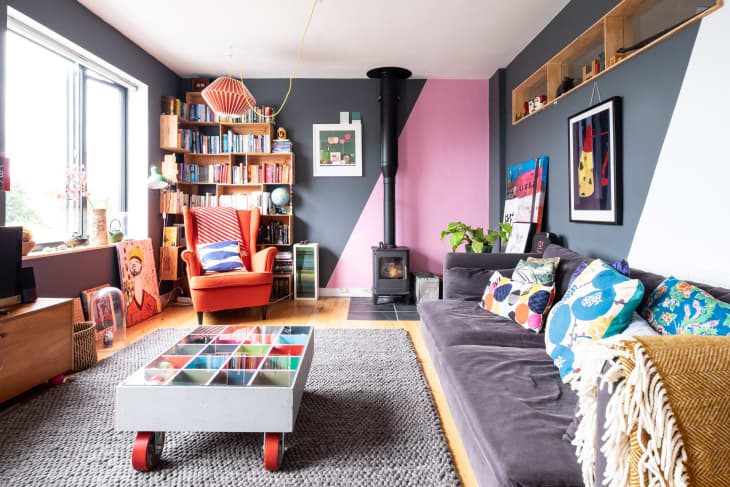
left=242, top=0, right=318, bottom=119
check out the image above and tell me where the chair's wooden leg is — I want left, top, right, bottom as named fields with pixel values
left=197, top=312, right=203, bottom=324
left=262, top=306, right=267, bottom=320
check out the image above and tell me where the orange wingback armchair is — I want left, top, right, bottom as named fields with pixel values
left=182, top=207, right=277, bottom=323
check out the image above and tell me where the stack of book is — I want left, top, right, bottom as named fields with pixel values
left=258, top=221, right=289, bottom=245
left=274, top=251, right=293, bottom=275
left=177, top=163, right=231, bottom=184
left=272, top=139, right=293, bottom=153
left=222, top=131, right=271, bottom=153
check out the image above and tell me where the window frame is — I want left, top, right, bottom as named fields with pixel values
left=3, top=28, right=129, bottom=247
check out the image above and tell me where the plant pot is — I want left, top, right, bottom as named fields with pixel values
left=465, top=244, right=492, bottom=253
left=21, top=241, right=35, bottom=256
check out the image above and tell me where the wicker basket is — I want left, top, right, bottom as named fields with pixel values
left=71, top=321, right=98, bottom=373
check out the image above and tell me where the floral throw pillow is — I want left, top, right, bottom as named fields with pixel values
left=513, top=257, right=560, bottom=285
left=544, top=259, right=645, bottom=383
left=481, top=272, right=555, bottom=332
left=641, top=277, right=730, bottom=336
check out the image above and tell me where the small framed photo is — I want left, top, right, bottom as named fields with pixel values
left=505, top=222, right=534, bottom=253
left=313, top=123, right=362, bottom=177
left=568, top=97, right=622, bottom=224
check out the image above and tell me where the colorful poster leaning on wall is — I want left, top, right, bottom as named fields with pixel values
left=503, top=157, right=549, bottom=231
left=116, top=239, right=160, bottom=327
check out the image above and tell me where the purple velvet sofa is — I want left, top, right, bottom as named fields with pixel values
left=418, top=244, right=730, bottom=486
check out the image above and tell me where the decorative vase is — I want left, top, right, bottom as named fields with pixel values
left=90, top=209, right=108, bottom=246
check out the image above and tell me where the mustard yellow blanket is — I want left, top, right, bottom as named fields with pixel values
left=572, top=336, right=730, bottom=487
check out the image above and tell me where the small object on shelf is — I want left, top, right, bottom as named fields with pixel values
left=532, top=95, right=547, bottom=111
left=528, top=99, right=535, bottom=114
left=191, top=78, right=210, bottom=91
left=556, top=77, right=575, bottom=97
left=90, top=208, right=108, bottom=246
left=608, top=53, right=626, bottom=67
left=66, top=232, right=89, bottom=248
left=108, top=219, right=124, bottom=244
left=592, top=59, right=600, bottom=75
left=276, top=127, right=287, bottom=140
left=21, top=227, right=35, bottom=255
left=0, top=154, right=10, bottom=191
left=271, top=187, right=290, bottom=208
left=582, top=64, right=593, bottom=82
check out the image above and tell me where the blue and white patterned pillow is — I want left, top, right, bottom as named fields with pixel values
left=544, top=259, right=644, bottom=383
left=197, top=240, right=246, bottom=273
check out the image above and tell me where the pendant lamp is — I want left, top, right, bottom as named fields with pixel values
left=201, top=77, right=256, bottom=118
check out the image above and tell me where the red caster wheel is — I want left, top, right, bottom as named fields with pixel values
left=132, top=431, right=165, bottom=471
left=263, top=432, right=285, bottom=471
left=48, top=374, right=64, bottom=386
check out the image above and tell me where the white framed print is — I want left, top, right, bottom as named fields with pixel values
left=313, top=123, right=362, bottom=177
left=505, top=222, right=534, bottom=253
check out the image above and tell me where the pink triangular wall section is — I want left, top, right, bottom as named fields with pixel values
left=327, top=79, right=489, bottom=289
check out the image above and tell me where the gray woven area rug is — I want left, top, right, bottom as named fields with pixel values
left=0, top=328, right=460, bottom=486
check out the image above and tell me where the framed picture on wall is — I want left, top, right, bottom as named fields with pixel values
left=568, top=97, right=622, bottom=224
left=312, top=123, right=362, bottom=177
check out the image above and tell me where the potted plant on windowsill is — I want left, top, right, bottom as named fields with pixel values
left=440, top=222, right=499, bottom=253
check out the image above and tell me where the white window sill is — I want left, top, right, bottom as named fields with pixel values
left=23, top=243, right=117, bottom=261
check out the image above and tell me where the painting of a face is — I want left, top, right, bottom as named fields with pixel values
left=129, top=257, right=142, bottom=277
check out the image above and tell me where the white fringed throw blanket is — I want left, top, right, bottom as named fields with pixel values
left=572, top=336, right=730, bottom=487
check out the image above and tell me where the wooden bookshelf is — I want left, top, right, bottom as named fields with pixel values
left=159, top=90, right=295, bottom=300
left=512, top=0, right=723, bottom=124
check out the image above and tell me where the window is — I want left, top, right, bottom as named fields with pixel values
left=4, top=29, right=127, bottom=245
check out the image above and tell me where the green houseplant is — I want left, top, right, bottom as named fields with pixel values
left=440, top=222, right=498, bottom=253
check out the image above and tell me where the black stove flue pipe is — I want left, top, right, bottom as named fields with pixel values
left=367, top=67, right=412, bottom=248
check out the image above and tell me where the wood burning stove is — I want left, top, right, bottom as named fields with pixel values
left=367, top=67, right=412, bottom=304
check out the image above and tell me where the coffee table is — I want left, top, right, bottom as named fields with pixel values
left=115, top=324, right=314, bottom=471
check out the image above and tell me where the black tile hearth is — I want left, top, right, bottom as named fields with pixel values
left=347, top=298, right=421, bottom=321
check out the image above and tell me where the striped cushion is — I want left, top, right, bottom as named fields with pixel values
left=193, top=207, right=249, bottom=268
left=197, top=240, right=245, bottom=273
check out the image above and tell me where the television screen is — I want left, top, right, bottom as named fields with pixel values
left=0, top=226, right=22, bottom=307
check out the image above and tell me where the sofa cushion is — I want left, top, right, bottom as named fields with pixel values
left=443, top=266, right=513, bottom=300
left=641, top=276, right=730, bottom=336
left=545, top=259, right=645, bottom=383
left=440, top=344, right=583, bottom=486
left=481, top=272, right=555, bottom=333
left=197, top=240, right=246, bottom=273
left=513, top=257, right=560, bottom=284
left=418, top=299, right=545, bottom=350
left=542, top=245, right=597, bottom=301
left=189, top=270, right=272, bottom=290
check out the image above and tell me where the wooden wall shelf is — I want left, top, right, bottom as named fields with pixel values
left=512, top=0, right=723, bottom=125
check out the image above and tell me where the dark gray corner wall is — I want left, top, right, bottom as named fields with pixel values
left=1, top=0, right=181, bottom=297
left=208, top=78, right=426, bottom=286
left=493, top=0, right=699, bottom=260
left=488, top=69, right=505, bottom=228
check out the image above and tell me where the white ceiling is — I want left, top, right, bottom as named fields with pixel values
left=78, top=0, right=569, bottom=79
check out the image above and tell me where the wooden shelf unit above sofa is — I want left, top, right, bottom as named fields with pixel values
left=512, top=0, right=723, bottom=125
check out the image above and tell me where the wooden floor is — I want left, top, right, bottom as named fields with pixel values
left=101, top=297, right=478, bottom=486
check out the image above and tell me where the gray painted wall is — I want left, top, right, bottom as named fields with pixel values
left=182, top=78, right=426, bottom=286
left=492, top=0, right=699, bottom=260
left=0, top=0, right=181, bottom=297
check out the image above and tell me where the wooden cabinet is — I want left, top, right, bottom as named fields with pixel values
left=0, top=298, right=73, bottom=403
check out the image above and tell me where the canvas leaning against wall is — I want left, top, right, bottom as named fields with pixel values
left=116, top=239, right=160, bottom=327
left=568, top=97, right=622, bottom=224
left=503, top=156, right=548, bottom=231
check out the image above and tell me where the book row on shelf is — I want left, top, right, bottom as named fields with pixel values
left=270, top=279, right=290, bottom=300
left=223, top=131, right=271, bottom=154
left=162, top=96, right=215, bottom=122
left=258, top=221, right=290, bottom=245
left=179, top=163, right=231, bottom=184
left=161, top=190, right=286, bottom=215
left=274, top=251, right=293, bottom=275
left=178, top=129, right=218, bottom=153
left=243, top=162, right=292, bottom=184
left=161, top=96, right=276, bottom=124
left=162, top=225, right=186, bottom=247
